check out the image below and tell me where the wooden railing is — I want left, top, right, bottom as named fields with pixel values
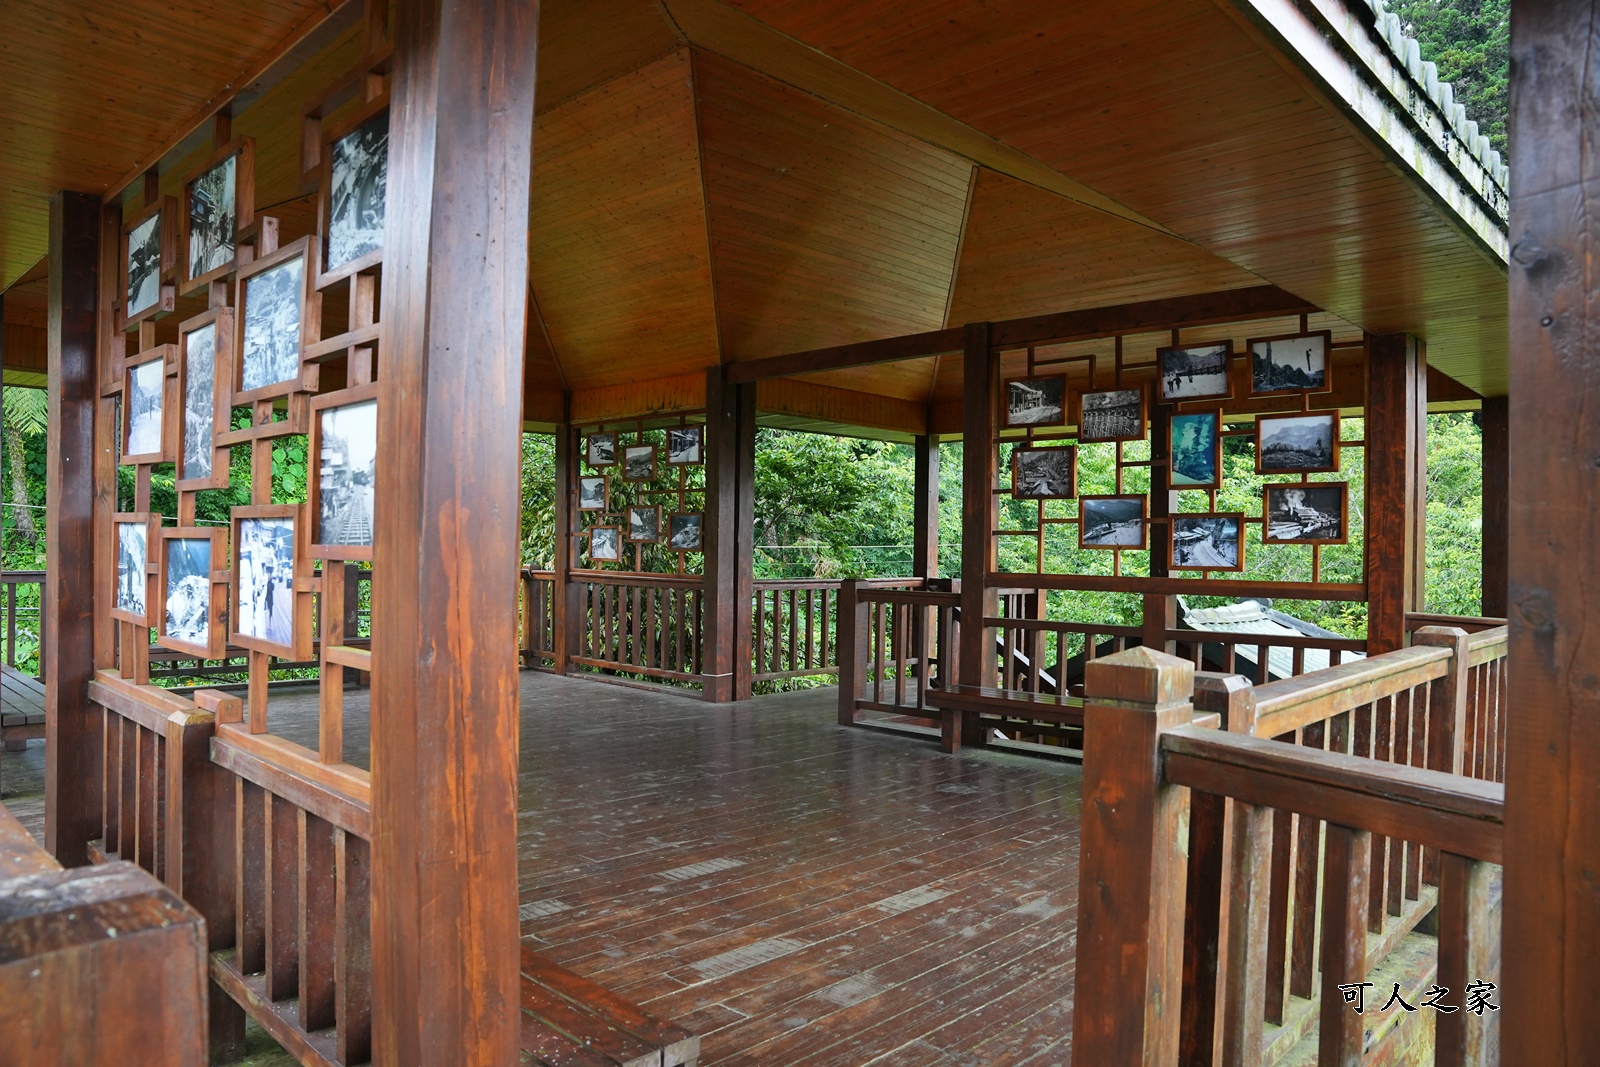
left=521, top=569, right=556, bottom=668
left=837, top=580, right=960, bottom=721
left=1, top=569, right=44, bottom=674
left=1406, top=611, right=1507, bottom=634
left=989, top=598, right=1142, bottom=695
left=1073, top=630, right=1504, bottom=1066
left=571, top=573, right=704, bottom=684
left=1462, top=626, right=1508, bottom=783
left=1170, top=629, right=1367, bottom=683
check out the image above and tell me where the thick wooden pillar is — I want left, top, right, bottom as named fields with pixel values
left=1365, top=333, right=1426, bottom=652
left=1479, top=395, right=1508, bottom=617
left=1503, top=3, right=1600, bottom=1061
left=44, top=190, right=102, bottom=867
left=370, top=2, right=537, bottom=1063
left=703, top=368, right=755, bottom=702
left=912, top=432, right=940, bottom=579
left=959, top=323, right=997, bottom=694
left=551, top=400, right=580, bottom=674
left=1145, top=380, right=1175, bottom=652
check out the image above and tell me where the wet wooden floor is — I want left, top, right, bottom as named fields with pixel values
left=4, top=671, right=1085, bottom=1066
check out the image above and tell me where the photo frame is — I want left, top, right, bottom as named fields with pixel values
left=1156, top=342, right=1233, bottom=402
left=578, top=476, right=609, bottom=512
left=1170, top=513, right=1247, bottom=572
left=1169, top=409, right=1222, bottom=490
left=1255, top=411, right=1340, bottom=474
left=1079, top=495, right=1147, bottom=550
left=622, top=443, right=657, bottom=482
left=588, top=526, right=622, bottom=563
left=627, top=505, right=663, bottom=543
left=233, top=235, right=317, bottom=405
left=1011, top=446, right=1076, bottom=499
left=230, top=504, right=313, bottom=660
left=1263, top=483, right=1349, bottom=545
left=586, top=432, right=617, bottom=468
left=1003, top=375, right=1068, bottom=428
left=1247, top=330, right=1332, bottom=395
left=111, top=512, right=158, bottom=626
left=121, top=347, right=174, bottom=465
left=121, top=195, right=177, bottom=329
left=317, top=96, right=390, bottom=288
left=1076, top=387, right=1146, bottom=443
left=156, top=527, right=229, bottom=659
left=176, top=307, right=235, bottom=491
left=308, top=384, right=379, bottom=561
left=669, top=513, right=703, bottom=552
left=666, top=426, right=703, bottom=466
left=179, top=137, right=255, bottom=294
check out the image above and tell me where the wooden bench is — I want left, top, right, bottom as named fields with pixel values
left=0, top=663, right=46, bottom=751
left=520, top=944, right=699, bottom=1067
left=923, top=685, right=1084, bottom=753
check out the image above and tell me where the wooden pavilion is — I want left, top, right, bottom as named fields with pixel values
left=0, top=0, right=1591, bottom=1064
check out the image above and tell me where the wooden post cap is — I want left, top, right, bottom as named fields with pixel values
left=1193, top=672, right=1258, bottom=733
left=1083, top=645, right=1195, bottom=707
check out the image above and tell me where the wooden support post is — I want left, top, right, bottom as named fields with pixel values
left=703, top=367, right=756, bottom=703
left=1146, top=388, right=1175, bottom=653
left=1479, top=395, right=1508, bottom=617
left=1072, top=646, right=1196, bottom=1065
left=1366, top=332, right=1426, bottom=653
left=836, top=579, right=868, bottom=726
left=44, top=190, right=102, bottom=867
left=552, top=407, right=578, bottom=675
left=370, top=1, right=537, bottom=1063
left=912, top=433, right=940, bottom=580
left=1503, top=4, right=1600, bottom=1061
left=959, top=323, right=997, bottom=699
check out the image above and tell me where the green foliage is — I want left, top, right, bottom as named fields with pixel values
left=522, top=434, right=557, bottom=567
left=1394, top=0, right=1509, bottom=154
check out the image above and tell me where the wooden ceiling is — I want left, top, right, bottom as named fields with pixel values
left=1, top=0, right=1509, bottom=422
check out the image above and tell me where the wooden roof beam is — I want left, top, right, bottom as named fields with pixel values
left=725, top=327, right=964, bottom=384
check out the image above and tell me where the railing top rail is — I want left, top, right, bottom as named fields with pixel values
left=1166, top=628, right=1367, bottom=652
left=1466, top=624, right=1510, bottom=666
left=1405, top=611, right=1508, bottom=632
left=985, top=616, right=1143, bottom=638
left=0, top=570, right=46, bottom=581
left=523, top=568, right=556, bottom=579
left=857, top=588, right=960, bottom=607
left=752, top=579, right=850, bottom=591
left=568, top=571, right=705, bottom=589
left=1251, top=644, right=1452, bottom=737
left=1162, top=724, right=1504, bottom=863
left=211, top=723, right=372, bottom=837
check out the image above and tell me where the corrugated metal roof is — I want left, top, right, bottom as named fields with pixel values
left=1177, top=598, right=1364, bottom=680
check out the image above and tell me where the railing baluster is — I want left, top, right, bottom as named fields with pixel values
left=265, top=793, right=300, bottom=1000
left=788, top=588, right=799, bottom=674
left=1436, top=852, right=1495, bottom=1067
left=5, top=582, right=15, bottom=667
left=1264, top=799, right=1296, bottom=1025
left=237, top=779, right=267, bottom=975
left=1369, top=694, right=1393, bottom=932
left=893, top=602, right=907, bottom=708
left=336, top=830, right=373, bottom=1065
left=299, top=811, right=338, bottom=1030
left=1289, top=722, right=1325, bottom=1000
left=1318, top=824, right=1372, bottom=1067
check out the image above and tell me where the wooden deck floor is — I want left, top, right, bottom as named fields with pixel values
left=3, top=671, right=1085, bottom=1066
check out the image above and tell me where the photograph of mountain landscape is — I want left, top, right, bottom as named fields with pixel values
left=1256, top=413, right=1339, bottom=473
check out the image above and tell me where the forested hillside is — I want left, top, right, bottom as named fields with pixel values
left=1395, top=0, right=1508, bottom=152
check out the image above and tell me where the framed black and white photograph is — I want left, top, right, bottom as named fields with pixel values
left=1264, top=483, right=1348, bottom=545
left=112, top=514, right=156, bottom=626
left=1079, top=495, right=1147, bottom=550
left=157, top=528, right=227, bottom=659
left=623, top=443, right=656, bottom=482
left=309, top=386, right=378, bottom=559
left=122, top=197, right=175, bottom=328
left=669, top=513, right=703, bottom=551
left=1170, top=410, right=1222, bottom=489
left=1004, top=376, right=1068, bottom=428
left=1011, top=446, right=1076, bottom=499
left=1077, top=387, right=1145, bottom=443
left=231, top=506, right=307, bottom=658
left=579, top=476, right=609, bottom=512
left=320, top=104, right=389, bottom=283
left=1156, top=342, right=1232, bottom=402
left=586, top=432, right=617, bottom=468
left=1248, top=330, right=1331, bottom=395
left=1171, top=513, right=1246, bottom=572
left=627, top=505, right=662, bottom=543
left=122, top=350, right=169, bottom=464
left=177, top=307, right=234, bottom=491
left=180, top=139, right=253, bottom=292
left=1256, top=412, right=1339, bottom=474
left=235, top=237, right=313, bottom=403
left=588, top=526, right=621, bottom=563
left=666, top=426, right=702, bottom=465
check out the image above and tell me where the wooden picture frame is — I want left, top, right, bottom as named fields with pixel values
left=586, top=432, right=617, bottom=468
left=179, top=137, right=256, bottom=294
left=156, top=527, right=229, bottom=659
left=121, top=346, right=175, bottom=465
left=233, top=235, right=317, bottom=405
left=1079, top=495, right=1148, bottom=550
left=230, top=504, right=313, bottom=660
left=1247, top=330, right=1333, bottom=396
left=1255, top=411, right=1340, bottom=475
left=578, top=476, right=609, bottom=512
left=308, top=384, right=379, bottom=561
left=626, top=505, right=663, bottom=543
left=316, top=94, right=390, bottom=289
left=1011, top=445, right=1076, bottom=499
left=111, top=512, right=159, bottom=626
left=1003, top=375, right=1068, bottom=428
left=665, top=425, right=703, bottom=466
left=1170, top=513, right=1247, bottom=572
left=1263, top=482, right=1350, bottom=545
left=1155, top=341, right=1233, bottom=402
left=1169, top=409, right=1223, bottom=490
left=587, top=526, right=622, bottom=563
left=121, top=195, right=177, bottom=329
left=622, top=443, right=657, bottom=482
left=1076, top=386, right=1146, bottom=443
left=668, top=513, right=703, bottom=552
left=176, top=307, right=235, bottom=491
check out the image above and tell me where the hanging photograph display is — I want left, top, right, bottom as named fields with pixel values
left=309, top=386, right=378, bottom=559
left=1263, top=483, right=1348, bottom=544
left=180, top=138, right=254, bottom=292
left=122, top=350, right=169, bottom=464
left=1079, top=495, right=1147, bottom=549
left=1077, top=387, right=1145, bottom=443
left=666, top=426, right=702, bottom=465
left=1255, top=412, right=1339, bottom=474
left=176, top=307, right=234, bottom=490
left=1248, top=330, right=1331, bottom=395
left=1170, top=513, right=1246, bottom=572
left=111, top=513, right=157, bottom=626
left=121, top=196, right=175, bottom=328
left=579, top=477, right=609, bottom=512
left=235, top=237, right=315, bottom=402
left=627, top=506, right=663, bottom=543
left=319, top=101, right=389, bottom=284
left=1169, top=410, right=1222, bottom=490
left=623, top=443, right=656, bottom=482
left=588, top=526, right=621, bottom=563
left=230, top=505, right=309, bottom=658
left=1156, top=342, right=1232, bottom=401
left=669, top=513, right=703, bottom=551
left=586, top=432, right=617, bottom=468
left=1004, top=376, right=1068, bottom=428
left=1011, top=446, right=1076, bottom=499
left=157, top=528, right=228, bottom=659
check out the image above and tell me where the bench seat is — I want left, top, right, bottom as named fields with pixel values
left=521, top=944, right=698, bottom=1067
left=923, top=685, right=1084, bottom=753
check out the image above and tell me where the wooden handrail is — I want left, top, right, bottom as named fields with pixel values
left=1251, top=644, right=1451, bottom=737
left=1166, top=628, right=1367, bottom=653
left=986, top=616, right=1143, bottom=638
left=1466, top=624, right=1509, bottom=666
left=1405, top=611, right=1507, bottom=633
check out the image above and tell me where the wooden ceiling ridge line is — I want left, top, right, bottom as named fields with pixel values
left=930, top=163, right=982, bottom=400
left=527, top=283, right=568, bottom=391
left=685, top=50, right=728, bottom=367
